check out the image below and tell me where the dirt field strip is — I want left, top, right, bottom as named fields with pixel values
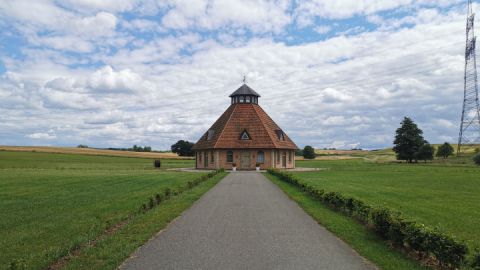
left=0, top=146, right=191, bottom=159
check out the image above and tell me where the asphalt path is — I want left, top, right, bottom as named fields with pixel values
left=121, top=172, right=376, bottom=270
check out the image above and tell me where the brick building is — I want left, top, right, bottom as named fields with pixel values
left=192, top=84, right=298, bottom=170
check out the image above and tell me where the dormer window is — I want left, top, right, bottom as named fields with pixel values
left=207, top=129, right=215, bottom=140
left=275, top=129, right=285, bottom=141
left=240, top=129, right=251, bottom=140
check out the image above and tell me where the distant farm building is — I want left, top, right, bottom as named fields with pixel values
left=192, top=84, right=298, bottom=170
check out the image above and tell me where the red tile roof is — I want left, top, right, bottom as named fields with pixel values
left=192, top=103, right=298, bottom=150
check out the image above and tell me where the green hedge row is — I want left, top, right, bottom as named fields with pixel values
left=141, top=169, right=224, bottom=212
left=267, top=169, right=475, bottom=269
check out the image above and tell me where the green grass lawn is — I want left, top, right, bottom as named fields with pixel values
left=295, top=159, right=480, bottom=251
left=0, top=151, right=201, bottom=270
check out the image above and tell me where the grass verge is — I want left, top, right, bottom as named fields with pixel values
left=61, top=172, right=227, bottom=270
left=265, top=173, right=428, bottom=270
left=294, top=159, right=480, bottom=251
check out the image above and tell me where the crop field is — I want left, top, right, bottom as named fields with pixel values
left=0, top=151, right=204, bottom=269
left=294, top=158, right=480, bottom=251
left=0, top=145, right=193, bottom=159
left=311, top=144, right=480, bottom=163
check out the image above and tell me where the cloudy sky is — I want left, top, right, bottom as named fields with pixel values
left=0, top=0, right=476, bottom=150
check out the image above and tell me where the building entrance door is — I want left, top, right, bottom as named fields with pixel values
left=282, top=151, right=287, bottom=167
left=240, top=151, right=250, bottom=169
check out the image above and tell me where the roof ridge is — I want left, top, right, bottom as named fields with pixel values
left=213, top=104, right=237, bottom=149
left=252, top=104, right=279, bottom=148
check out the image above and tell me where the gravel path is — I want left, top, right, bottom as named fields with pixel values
left=121, top=172, right=377, bottom=270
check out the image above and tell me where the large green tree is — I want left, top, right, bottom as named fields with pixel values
left=436, top=142, right=454, bottom=159
left=303, top=145, right=316, bottom=159
left=171, top=140, right=195, bottom=156
left=393, top=117, right=426, bottom=163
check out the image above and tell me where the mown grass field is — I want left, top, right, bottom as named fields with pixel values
left=294, top=158, right=480, bottom=252
left=0, top=151, right=203, bottom=270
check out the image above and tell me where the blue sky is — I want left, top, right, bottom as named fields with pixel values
left=0, top=0, right=476, bottom=150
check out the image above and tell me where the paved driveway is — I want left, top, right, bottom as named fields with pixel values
left=121, top=172, right=376, bottom=270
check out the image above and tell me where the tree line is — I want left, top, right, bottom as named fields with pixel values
left=296, top=117, right=460, bottom=162
left=393, top=117, right=455, bottom=163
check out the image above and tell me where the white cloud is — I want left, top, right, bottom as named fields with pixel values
left=87, top=66, right=145, bottom=92
left=161, top=0, right=292, bottom=33
left=38, top=35, right=95, bottom=53
left=295, top=0, right=413, bottom=26
left=27, top=132, right=57, bottom=140
left=60, top=0, right=140, bottom=13
left=294, top=0, right=463, bottom=27
left=0, top=0, right=473, bottom=149
left=313, top=25, right=332, bottom=34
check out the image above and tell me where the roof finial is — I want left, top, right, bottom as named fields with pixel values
left=242, top=75, right=247, bottom=84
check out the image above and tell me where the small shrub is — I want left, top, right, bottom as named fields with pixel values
left=403, top=223, right=429, bottom=253
left=436, top=142, right=454, bottom=159
left=303, top=145, right=316, bottom=159
left=427, top=230, right=468, bottom=268
left=148, top=197, right=155, bottom=209
left=371, top=208, right=393, bottom=238
left=8, top=259, right=27, bottom=270
left=473, top=153, right=480, bottom=165
left=164, top=187, right=172, bottom=198
left=471, top=250, right=480, bottom=269
left=155, top=193, right=163, bottom=204
left=141, top=203, right=147, bottom=212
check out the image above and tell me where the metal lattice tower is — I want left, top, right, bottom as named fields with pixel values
left=458, top=0, right=480, bottom=155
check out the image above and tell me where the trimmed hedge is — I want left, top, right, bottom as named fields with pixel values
left=267, top=169, right=469, bottom=269
left=472, top=251, right=480, bottom=269
left=140, top=169, right=224, bottom=213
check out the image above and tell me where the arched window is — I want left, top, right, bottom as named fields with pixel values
left=257, top=151, right=265, bottom=163
left=226, top=150, right=233, bottom=163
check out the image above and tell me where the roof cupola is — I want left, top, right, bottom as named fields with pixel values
left=229, top=84, right=260, bottom=104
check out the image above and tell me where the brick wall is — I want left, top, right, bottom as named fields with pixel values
left=195, top=149, right=295, bottom=170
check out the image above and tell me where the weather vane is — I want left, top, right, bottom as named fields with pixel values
left=242, top=75, right=247, bottom=84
